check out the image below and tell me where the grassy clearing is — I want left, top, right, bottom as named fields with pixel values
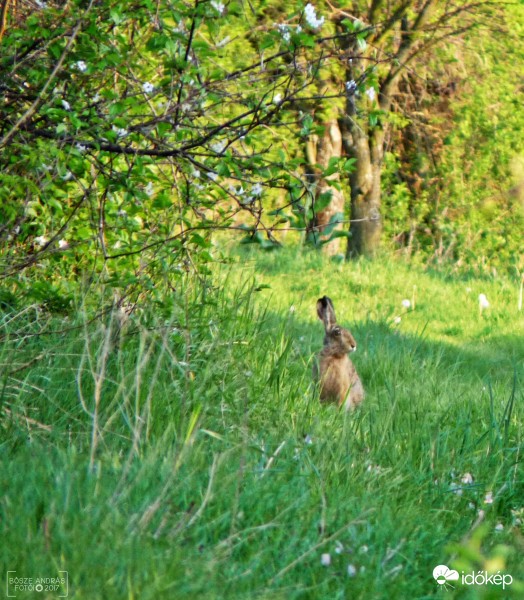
left=1, top=249, right=523, bottom=599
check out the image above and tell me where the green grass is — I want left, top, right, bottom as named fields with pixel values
left=1, top=249, right=523, bottom=599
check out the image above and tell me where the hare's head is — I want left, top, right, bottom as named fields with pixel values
left=317, top=296, right=357, bottom=356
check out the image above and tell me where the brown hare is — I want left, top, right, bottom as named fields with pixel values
left=314, top=296, right=364, bottom=410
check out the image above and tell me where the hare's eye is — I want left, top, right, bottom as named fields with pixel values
left=332, top=327, right=341, bottom=337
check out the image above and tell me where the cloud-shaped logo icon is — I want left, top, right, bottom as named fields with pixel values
left=433, top=564, right=460, bottom=586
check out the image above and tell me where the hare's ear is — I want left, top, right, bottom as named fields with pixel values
left=316, top=296, right=337, bottom=330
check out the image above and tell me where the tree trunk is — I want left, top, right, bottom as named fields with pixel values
left=306, top=119, right=345, bottom=256
left=342, top=106, right=384, bottom=258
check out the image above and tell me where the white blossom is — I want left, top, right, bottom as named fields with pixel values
left=277, top=24, right=291, bottom=43
left=112, top=125, right=128, bottom=138
left=296, top=25, right=302, bottom=34
left=347, top=564, right=357, bottom=577
left=365, top=87, right=376, bottom=102
left=192, top=169, right=201, bottom=179
left=117, top=209, right=128, bottom=217
left=35, top=0, right=47, bottom=8
left=251, top=183, right=263, bottom=197
left=393, top=316, right=402, bottom=325
left=346, top=80, right=357, bottom=94
left=75, top=61, right=87, bottom=73
left=62, top=171, right=73, bottom=181
left=484, top=491, right=494, bottom=504
left=335, top=541, right=344, bottom=554
left=206, top=172, right=219, bottom=181
left=273, top=93, right=282, bottom=105
left=401, top=299, right=411, bottom=309
left=495, top=523, right=504, bottom=531
left=35, top=235, right=48, bottom=247
left=211, top=140, right=227, bottom=154
left=304, top=434, right=313, bottom=445
left=304, top=3, right=325, bottom=29
left=144, top=182, right=154, bottom=197
left=61, top=100, right=71, bottom=111
left=76, top=143, right=87, bottom=153
left=142, top=81, right=154, bottom=94
left=58, top=239, right=69, bottom=249
left=210, top=0, right=224, bottom=14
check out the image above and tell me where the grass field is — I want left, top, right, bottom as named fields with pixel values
left=1, top=249, right=523, bottom=599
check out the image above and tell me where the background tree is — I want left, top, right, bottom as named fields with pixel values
left=306, top=0, right=496, bottom=257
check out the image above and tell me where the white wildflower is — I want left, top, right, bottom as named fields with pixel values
left=450, top=483, right=463, bottom=496
left=206, top=172, right=219, bottom=181
left=359, top=545, right=369, bottom=554
left=210, top=0, right=224, bottom=14
left=335, top=541, right=344, bottom=554
left=62, top=171, right=73, bottom=181
left=34, top=235, right=48, bottom=247
left=296, top=25, right=302, bottom=33
left=468, top=502, right=476, bottom=510
left=401, top=299, right=411, bottom=309
left=273, top=93, right=282, bottom=105
left=142, top=81, right=154, bottom=94
left=365, top=87, right=376, bottom=102
left=304, top=3, right=325, bottom=29
left=117, top=209, right=128, bottom=217
left=320, top=553, right=331, bottom=566
left=393, top=316, right=402, bottom=325
left=75, top=60, right=87, bottom=73
left=58, top=239, right=69, bottom=249
left=304, top=434, right=313, bottom=445
left=244, top=370, right=253, bottom=378
left=192, top=169, right=201, bottom=179
left=144, top=182, right=154, bottom=197
left=495, top=523, right=504, bottom=532
left=461, top=473, right=473, bottom=485
left=347, top=564, right=357, bottom=577
left=289, top=305, right=296, bottom=313
left=35, top=0, right=47, bottom=8
left=76, top=143, right=87, bottom=153
left=61, top=100, right=71, bottom=111
left=478, top=293, right=490, bottom=310
left=92, top=93, right=101, bottom=103
left=484, top=491, right=494, bottom=504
